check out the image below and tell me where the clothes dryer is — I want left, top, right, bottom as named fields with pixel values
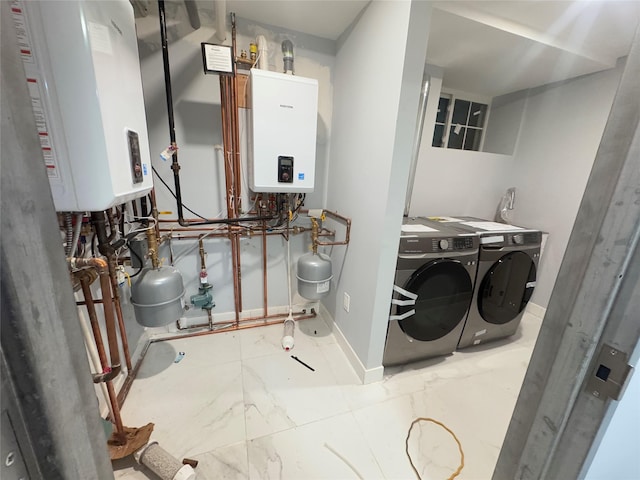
left=427, top=217, right=541, bottom=348
left=383, top=218, right=479, bottom=366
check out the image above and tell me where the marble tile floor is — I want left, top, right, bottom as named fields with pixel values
left=112, top=309, right=543, bottom=480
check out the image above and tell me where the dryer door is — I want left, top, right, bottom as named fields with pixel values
left=478, top=251, right=537, bottom=325
left=397, top=259, right=473, bottom=341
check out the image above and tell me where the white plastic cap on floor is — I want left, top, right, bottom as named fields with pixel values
left=173, top=464, right=197, bottom=480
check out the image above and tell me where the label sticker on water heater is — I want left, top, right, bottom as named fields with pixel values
left=298, top=173, right=305, bottom=180
left=88, top=22, right=113, bottom=55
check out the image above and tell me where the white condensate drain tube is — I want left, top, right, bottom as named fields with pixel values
left=257, top=35, right=268, bottom=70
left=135, top=442, right=196, bottom=480
left=282, top=317, right=295, bottom=351
left=282, top=225, right=295, bottom=351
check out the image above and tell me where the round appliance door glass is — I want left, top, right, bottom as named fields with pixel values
left=478, top=251, right=537, bottom=325
left=397, top=260, right=473, bottom=341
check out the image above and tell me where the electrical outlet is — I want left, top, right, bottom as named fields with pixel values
left=343, top=292, right=350, bottom=313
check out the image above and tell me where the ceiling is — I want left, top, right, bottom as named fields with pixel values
left=428, top=1, right=640, bottom=97
left=151, top=1, right=640, bottom=98
left=223, top=0, right=369, bottom=41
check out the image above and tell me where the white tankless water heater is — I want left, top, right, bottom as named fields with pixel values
left=249, top=69, right=318, bottom=193
left=12, top=0, right=153, bottom=212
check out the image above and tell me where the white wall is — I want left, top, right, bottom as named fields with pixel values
left=136, top=5, right=336, bottom=318
left=324, top=0, right=430, bottom=373
left=409, top=148, right=514, bottom=219
left=509, top=65, right=622, bottom=307
left=484, top=90, right=528, bottom=155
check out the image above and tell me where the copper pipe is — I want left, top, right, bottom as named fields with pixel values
left=162, top=228, right=336, bottom=240
left=159, top=224, right=334, bottom=236
left=220, top=75, right=241, bottom=322
left=224, top=75, right=243, bottom=321
left=315, top=209, right=352, bottom=247
left=105, top=381, right=126, bottom=445
left=70, top=258, right=121, bottom=380
left=79, top=272, right=110, bottom=375
left=220, top=77, right=234, bottom=220
left=177, top=309, right=310, bottom=330
left=150, top=188, right=161, bottom=241
left=107, top=254, right=132, bottom=372
left=229, top=231, right=241, bottom=323
left=230, top=15, right=241, bottom=215
left=161, top=310, right=317, bottom=340
left=160, top=227, right=233, bottom=234
left=262, top=220, right=268, bottom=317
left=311, top=217, right=319, bottom=254
left=77, top=267, right=124, bottom=441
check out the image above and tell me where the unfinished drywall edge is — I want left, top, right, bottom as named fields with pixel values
left=319, top=302, right=384, bottom=384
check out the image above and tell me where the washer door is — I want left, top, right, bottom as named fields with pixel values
left=478, top=251, right=537, bottom=325
left=397, top=259, right=473, bottom=341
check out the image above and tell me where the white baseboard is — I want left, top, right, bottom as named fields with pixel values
left=526, top=302, right=547, bottom=320
left=319, top=303, right=384, bottom=385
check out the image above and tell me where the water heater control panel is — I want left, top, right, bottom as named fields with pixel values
left=278, top=156, right=294, bottom=183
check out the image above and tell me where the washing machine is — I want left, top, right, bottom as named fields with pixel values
left=382, top=218, right=479, bottom=366
left=427, top=216, right=541, bottom=349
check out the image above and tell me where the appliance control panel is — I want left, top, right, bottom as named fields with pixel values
left=453, top=237, right=475, bottom=249
left=399, top=235, right=478, bottom=254
left=509, top=231, right=541, bottom=245
left=278, top=156, right=294, bottom=183
left=128, top=130, right=144, bottom=184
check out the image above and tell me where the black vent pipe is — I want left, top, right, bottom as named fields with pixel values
left=158, top=0, right=187, bottom=226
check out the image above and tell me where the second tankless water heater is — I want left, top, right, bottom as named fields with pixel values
left=14, top=0, right=153, bottom=212
left=249, top=69, right=318, bottom=193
